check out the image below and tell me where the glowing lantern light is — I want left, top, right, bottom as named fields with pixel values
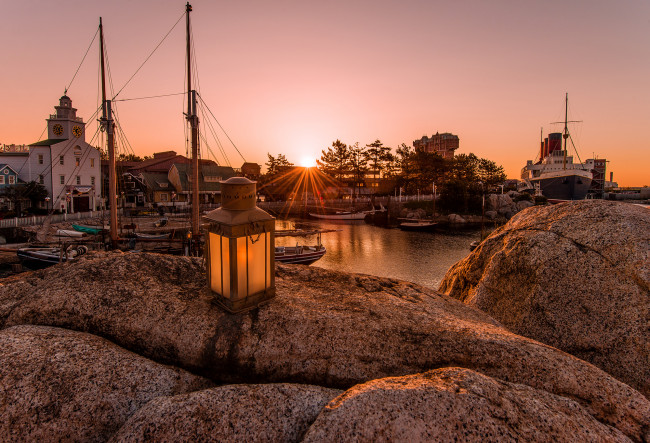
left=203, top=177, right=275, bottom=313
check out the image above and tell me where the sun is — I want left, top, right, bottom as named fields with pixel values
left=299, top=157, right=317, bottom=168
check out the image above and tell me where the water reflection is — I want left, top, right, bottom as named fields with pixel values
left=276, top=219, right=480, bottom=290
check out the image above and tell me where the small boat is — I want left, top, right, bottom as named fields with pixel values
left=17, top=245, right=88, bottom=269
left=131, top=232, right=171, bottom=240
left=72, top=224, right=107, bottom=235
left=399, top=220, right=437, bottom=232
left=469, top=240, right=480, bottom=251
left=55, top=229, right=85, bottom=237
left=309, top=210, right=372, bottom=220
left=275, top=245, right=326, bottom=265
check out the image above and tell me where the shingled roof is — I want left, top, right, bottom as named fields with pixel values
left=139, top=172, right=173, bottom=192
left=171, top=163, right=236, bottom=193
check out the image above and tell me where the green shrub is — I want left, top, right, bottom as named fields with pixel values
left=514, top=193, right=534, bottom=203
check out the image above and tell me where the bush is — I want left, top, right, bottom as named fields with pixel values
left=403, top=201, right=434, bottom=213
left=534, top=195, right=548, bottom=205
left=514, top=193, right=534, bottom=203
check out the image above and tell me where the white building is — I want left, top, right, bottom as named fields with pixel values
left=1, top=95, right=102, bottom=212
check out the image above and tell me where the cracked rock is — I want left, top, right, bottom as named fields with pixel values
left=440, top=200, right=650, bottom=397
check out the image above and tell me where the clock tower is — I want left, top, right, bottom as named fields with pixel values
left=47, top=95, right=86, bottom=141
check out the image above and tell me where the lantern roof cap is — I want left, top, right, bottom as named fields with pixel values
left=203, top=206, right=274, bottom=226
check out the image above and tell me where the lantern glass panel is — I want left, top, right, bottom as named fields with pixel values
left=208, top=232, right=222, bottom=295
left=221, top=235, right=230, bottom=298
left=247, top=232, right=267, bottom=295
left=208, top=232, right=231, bottom=298
left=236, top=236, right=247, bottom=299
left=266, top=233, right=271, bottom=287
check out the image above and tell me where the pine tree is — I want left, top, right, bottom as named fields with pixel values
left=316, top=140, right=350, bottom=182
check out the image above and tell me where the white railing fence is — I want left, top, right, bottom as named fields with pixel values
left=0, top=209, right=123, bottom=229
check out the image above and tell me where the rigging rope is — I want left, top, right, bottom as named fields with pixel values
left=66, top=27, right=99, bottom=95
left=114, top=92, right=186, bottom=102
left=112, top=12, right=185, bottom=100
left=198, top=101, right=230, bottom=166
left=196, top=93, right=247, bottom=163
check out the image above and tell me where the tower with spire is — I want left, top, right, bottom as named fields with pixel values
left=24, top=95, right=101, bottom=213
left=47, top=95, right=86, bottom=142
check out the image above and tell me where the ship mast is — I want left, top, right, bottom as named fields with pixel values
left=186, top=2, right=200, bottom=250
left=99, top=18, right=118, bottom=249
left=562, top=92, right=569, bottom=170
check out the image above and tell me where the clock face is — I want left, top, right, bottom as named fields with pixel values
left=72, top=126, right=82, bottom=138
left=53, top=124, right=64, bottom=136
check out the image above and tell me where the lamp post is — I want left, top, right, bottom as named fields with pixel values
left=44, top=196, right=51, bottom=213
left=203, top=177, right=276, bottom=313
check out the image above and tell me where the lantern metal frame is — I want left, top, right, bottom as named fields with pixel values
left=203, top=177, right=275, bottom=313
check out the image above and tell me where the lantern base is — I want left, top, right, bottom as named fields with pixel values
left=209, top=288, right=276, bottom=314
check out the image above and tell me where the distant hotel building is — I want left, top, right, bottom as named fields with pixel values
left=413, top=132, right=459, bottom=159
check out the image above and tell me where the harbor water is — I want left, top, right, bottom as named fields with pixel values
left=276, top=219, right=483, bottom=291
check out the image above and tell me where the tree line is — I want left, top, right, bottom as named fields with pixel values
left=263, top=139, right=507, bottom=212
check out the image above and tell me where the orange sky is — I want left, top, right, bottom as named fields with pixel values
left=1, top=0, right=649, bottom=186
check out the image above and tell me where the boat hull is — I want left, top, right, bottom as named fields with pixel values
left=275, top=246, right=326, bottom=265
left=56, top=229, right=85, bottom=237
left=17, top=248, right=65, bottom=269
left=72, top=224, right=106, bottom=235
left=399, top=222, right=437, bottom=232
left=531, top=174, right=593, bottom=201
left=309, top=212, right=369, bottom=220
left=17, top=246, right=88, bottom=269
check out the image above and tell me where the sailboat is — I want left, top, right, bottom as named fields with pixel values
left=520, top=94, right=594, bottom=201
left=309, top=210, right=372, bottom=221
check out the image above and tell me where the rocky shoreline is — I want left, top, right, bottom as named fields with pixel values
left=1, top=200, right=648, bottom=441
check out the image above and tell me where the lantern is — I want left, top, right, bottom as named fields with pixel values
left=203, top=177, right=275, bottom=313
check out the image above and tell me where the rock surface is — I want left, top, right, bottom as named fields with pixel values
left=448, top=213, right=466, bottom=223
left=112, top=384, right=341, bottom=442
left=440, top=200, right=650, bottom=398
left=303, top=367, right=629, bottom=442
left=1, top=251, right=649, bottom=440
left=0, top=325, right=212, bottom=442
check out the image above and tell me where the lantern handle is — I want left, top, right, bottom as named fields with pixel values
left=246, top=222, right=265, bottom=244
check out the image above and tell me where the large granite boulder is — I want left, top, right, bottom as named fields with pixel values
left=440, top=200, right=650, bottom=398
left=303, top=368, right=628, bottom=442
left=112, top=384, right=341, bottom=442
left=1, top=252, right=649, bottom=440
left=0, top=325, right=212, bottom=442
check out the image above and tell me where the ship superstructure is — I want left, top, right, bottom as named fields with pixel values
left=519, top=94, right=604, bottom=201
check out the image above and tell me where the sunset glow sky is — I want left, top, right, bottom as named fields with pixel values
left=1, top=0, right=649, bottom=186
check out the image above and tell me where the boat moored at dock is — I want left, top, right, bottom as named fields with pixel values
left=275, top=245, right=326, bottom=265
left=519, top=94, right=605, bottom=201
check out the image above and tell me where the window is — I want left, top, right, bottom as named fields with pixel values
left=160, top=193, right=169, bottom=202
left=75, top=158, right=80, bottom=167
left=90, top=158, right=95, bottom=168
left=8, top=176, right=15, bottom=184
left=60, top=175, right=65, bottom=185
left=38, top=154, right=43, bottom=165
left=38, top=175, right=44, bottom=184
left=76, top=176, right=81, bottom=185
left=91, top=176, right=95, bottom=186
left=0, top=176, right=4, bottom=185
left=60, top=156, right=64, bottom=165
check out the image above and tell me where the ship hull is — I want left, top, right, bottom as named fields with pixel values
left=531, top=174, right=593, bottom=201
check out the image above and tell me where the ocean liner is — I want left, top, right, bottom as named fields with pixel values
left=520, top=94, right=594, bottom=201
